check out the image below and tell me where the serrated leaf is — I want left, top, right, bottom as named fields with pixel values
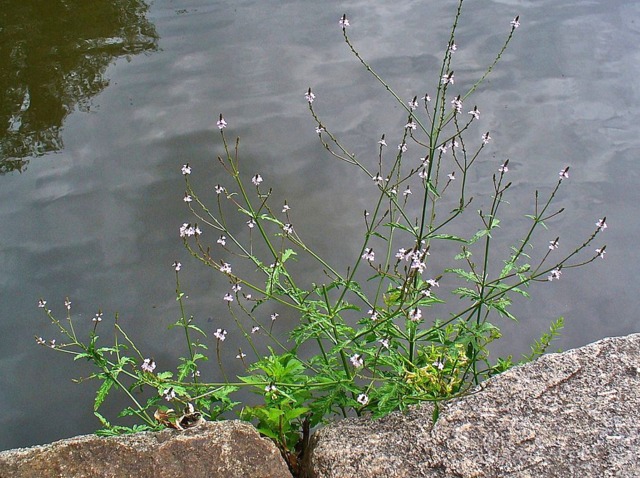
left=384, top=222, right=418, bottom=235
left=429, top=233, right=468, bottom=243
left=94, top=377, right=114, bottom=411
left=451, top=287, right=480, bottom=300
left=445, top=268, right=479, bottom=283
left=281, top=249, right=297, bottom=263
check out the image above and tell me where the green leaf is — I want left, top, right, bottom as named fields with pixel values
left=187, top=324, right=207, bottom=336
left=281, top=249, right=297, bottom=263
left=94, top=377, right=114, bottom=411
left=446, top=268, right=479, bottom=283
left=383, top=222, right=418, bottom=235
left=429, top=233, right=468, bottom=243
left=451, top=287, right=480, bottom=301
left=426, top=180, right=440, bottom=198
left=284, top=407, right=310, bottom=422
left=94, top=411, right=111, bottom=429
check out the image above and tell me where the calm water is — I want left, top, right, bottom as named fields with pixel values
left=1, top=0, right=638, bottom=451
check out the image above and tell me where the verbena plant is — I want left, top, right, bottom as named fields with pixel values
left=37, top=1, right=607, bottom=473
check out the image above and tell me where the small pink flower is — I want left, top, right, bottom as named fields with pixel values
left=350, top=354, right=364, bottom=368
left=305, top=87, right=315, bottom=103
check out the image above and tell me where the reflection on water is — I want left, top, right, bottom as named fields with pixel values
left=0, top=0, right=158, bottom=173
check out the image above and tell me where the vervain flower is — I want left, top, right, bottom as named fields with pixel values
left=247, top=219, right=256, bottom=229
left=220, top=263, right=232, bottom=274
left=339, top=14, right=350, bottom=28
left=549, top=238, right=559, bottom=250
left=498, top=161, right=509, bottom=173
left=179, top=223, right=201, bottom=237
left=350, top=354, right=364, bottom=368
left=232, top=283, right=241, bottom=293
left=595, top=247, right=606, bottom=258
left=282, top=203, right=290, bottom=213
left=398, top=142, right=407, bottom=153
left=214, top=185, right=225, bottom=194
left=447, top=172, right=456, bottom=181
left=163, top=387, right=176, bottom=401
left=596, top=218, right=607, bottom=231
left=427, top=278, right=439, bottom=288
left=372, top=174, right=385, bottom=186
left=236, top=351, right=246, bottom=359
left=173, top=261, right=182, bottom=271
left=378, top=135, right=387, bottom=147
left=442, top=71, right=454, bottom=85
left=357, top=394, right=369, bottom=406
left=64, top=298, right=71, bottom=310
left=468, top=106, right=480, bottom=119
left=38, top=299, right=47, bottom=308
left=217, top=235, right=226, bottom=246
left=451, top=96, right=462, bottom=113
left=283, top=223, right=293, bottom=235
left=93, top=312, right=103, bottom=323
left=432, top=360, right=445, bottom=371
left=366, top=309, right=379, bottom=321
left=271, top=313, right=279, bottom=321
left=252, top=174, right=263, bottom=186
left=395, top=248, right=408, bottom=260
left=405, top=121, right=417, bottom=130
left=408, top=96, right=419, bottom=111
left=378, top=338, right=390, bottom=349
left=217, top=114, right=227, bottom=129
left=482, top=132, right=492, bottom=144
left=35, top=337, right=46, bottom=345
left=423, top=93, right=431, bottom=102
left=141, top=358, right=156, bottom=373
left=403, top=186, right=412, bottom=197
left=315, top=126, right=324, bottom=134
left=559, top=167, right=569, bottom=179
left=251, top=326, right=260, bottom=333
left=449, top=42, right=457, bottom=53
left=409, top=308, right=422, bottom=322
left=305, top=87, right=315, bottom=103
left=511, top=16, right=520, bottom=29
left=547, top=268, right=562, bottom=281
left=183, top=193, right=192, bottom=203
left=214, top=328, right=227, bottom=341
left=223, top=293, right=233, bottom=302
left=362, top=248, right=375, bottom=262
left=181, top=164, right=191, bottom=175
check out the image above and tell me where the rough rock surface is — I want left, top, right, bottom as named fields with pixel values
left=304, top=334, right=640, bottom=478
left=0, top=420, right=292, bottom=478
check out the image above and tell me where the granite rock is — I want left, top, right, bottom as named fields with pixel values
left=303, top=334, right=640, bottom=478
left=0, top=420, right=293, bottom=478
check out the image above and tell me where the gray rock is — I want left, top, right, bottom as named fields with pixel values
left=304, top=334, right=640, bottom=478
left=0, top=420, right=293, bottom=478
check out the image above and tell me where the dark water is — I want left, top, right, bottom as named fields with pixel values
left=1, top=0, right=638, bottom=451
